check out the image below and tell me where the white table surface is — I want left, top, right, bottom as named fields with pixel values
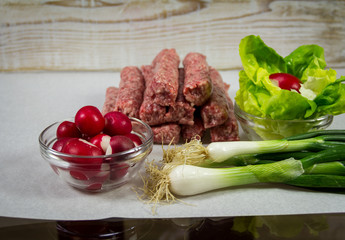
left=0, top=70, right=344, bottom=221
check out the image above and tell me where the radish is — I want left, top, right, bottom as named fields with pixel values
left=56, top=121, right=82, bottom=139
left=269, top=73, right=302, bottom=93
left=104, top=111, right=132, bottom=136
left=69, top=170, right=89, bottom=181
left=52, top=137, right=72, bottom=152
left=75, top=106, right=105, bottom=137
left=61, top=138, right=103, bottom=165
left=61, top=138, right=104, bottom=181
left=110, top=163, right=129, bottom=180
left=89, top=134, right=111, bottom=154
left=59, top=168, right=91, bottom=187
left=86, top=183, right=103, bottom=191
left=125, top=133, right=142, bottom=146
left=106, top=135, right=135, bottom=155
left=70, top=163, right=110, bottom=182
left=92, top=163, right=111, bottom=182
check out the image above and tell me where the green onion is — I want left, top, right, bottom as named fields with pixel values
left=169, top=159, right=304, bottom=196
left=300, top=146, right=345, bottom=169
left=208, top=136, right=345, bottom=164
left=145, top=135, right=345, bottom=200
left=141, top=131, right=345, bottom=204
left=164, top=130, right=345, bottom=167
left=284, top=130, right=345, bottom=140
left=256, top=147, right=345, bottom=169
left=287, top=174, right=345, bottom=188
left=255, top=151, right=314, bottom=161
left=306, top=161, right=345, bottom=176
left=145, top=158, right=304, bottom=198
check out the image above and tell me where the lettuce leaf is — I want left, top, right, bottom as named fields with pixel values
left=313, top=76, right=345, bottom=116
left=284, top=44, right=326, bottom=79
left=302, top=68, right=336, bottom=93
left=235, top=35, right=345, bottom=120
left=239, top=35, right=286, bottom=82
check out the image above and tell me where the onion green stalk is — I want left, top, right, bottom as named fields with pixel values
left=299, top=146, right=345, bottom=169
left=287, top=174, right=345, bottom=188
left=164, top=130, right=345, bottom=167
left=306, top=161, right=345, bottom=176
left=284, top=130, right=345, bottom=140
left=249, top=147, right=345, bottom=169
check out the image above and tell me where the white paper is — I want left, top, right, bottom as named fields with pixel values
left=0, top=70, right=345, bottom=221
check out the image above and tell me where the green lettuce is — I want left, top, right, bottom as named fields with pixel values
left=314, top=76, right=345, bottom=116
left=285, top=44, right=326, bottom=79
left=235, top=35, right=345, bottom=120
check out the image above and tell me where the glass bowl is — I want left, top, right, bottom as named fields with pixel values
left=234, top=102, right=333, bottom=140
left=39, top=117, right=153, bottom=192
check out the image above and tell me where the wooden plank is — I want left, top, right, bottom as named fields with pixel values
left=0, top=0, right=344, bottom=71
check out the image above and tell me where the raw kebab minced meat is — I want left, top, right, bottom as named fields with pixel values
left=210, top=103, right=239, bottom=142
left=152, top=123, right=181, bottom=145
left=139, top=65, right=167, bottom=126
left=147, top=49, right=180, bottom=106
left=139, top=66, right=195, bottom=126
left=200, top=67, right=232, bottom=129
left=164, top=68, right=195, bottom=126
left=182, top=52, right=213, bottom=106
left=114, top=66, right=145, bottom=119
left=181, top=67, right=239, bottom=142
left=102, top=86, right=119, bottom=115
left=208, top=68, right=240, bottom=142
left=102, top=49, right=239, bottom=144
left=181, top=117, right=205, bottom=141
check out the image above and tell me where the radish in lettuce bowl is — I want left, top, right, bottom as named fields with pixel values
left=234, top=35, right=345, bottom=140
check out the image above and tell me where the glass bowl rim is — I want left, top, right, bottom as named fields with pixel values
left=234, top=101, right=333, bottom=123
left=39, top=117, right=154, bottom=161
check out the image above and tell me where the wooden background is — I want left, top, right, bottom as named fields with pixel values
left=0, top=0, right=344, bottom=72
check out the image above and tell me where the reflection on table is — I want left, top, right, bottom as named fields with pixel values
left=0, top=214, right=345, bottom=240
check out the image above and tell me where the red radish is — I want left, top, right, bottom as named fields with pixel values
left=269, top=73, right=302, bottom=93
left=104, top=111, right=132, bottom=136
left=56, top=121, right=82, bottom=139
left=89, top=134, right=111, bottom=153
left=62, top=168, right=90, bottom=187
left=110, top=163, right=129, bottom=180
left=52, top=137, right=72, bottom=152
left=124, top=133, right=142, bottom=146
left=75, top=106, right=105, bottom=137
left=61, top=138, right=103, bottom=166
left=65, top=170, right=101, bottom=190
left=106, top=135, right=135, bottom=155
left=70, top=170, right=89, bottom=180
left=70, top=163, right=110, bottom=181
left=91, top=163, right=110, bottom=182
left=86, top=183, right=103, bottom=191
left=81, top=134, right=92, bottom=142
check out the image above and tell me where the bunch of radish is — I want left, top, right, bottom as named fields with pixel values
left=51, top=105, right=142, bottom=190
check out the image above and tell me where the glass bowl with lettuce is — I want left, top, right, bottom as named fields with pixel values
left=235, top=35, right=345, bottom=140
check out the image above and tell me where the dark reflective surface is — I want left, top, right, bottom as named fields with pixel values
left=0, top=214, right=345, bottom=240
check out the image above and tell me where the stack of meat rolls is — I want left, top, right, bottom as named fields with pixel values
left=102, top=49, right=239, bottom=144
